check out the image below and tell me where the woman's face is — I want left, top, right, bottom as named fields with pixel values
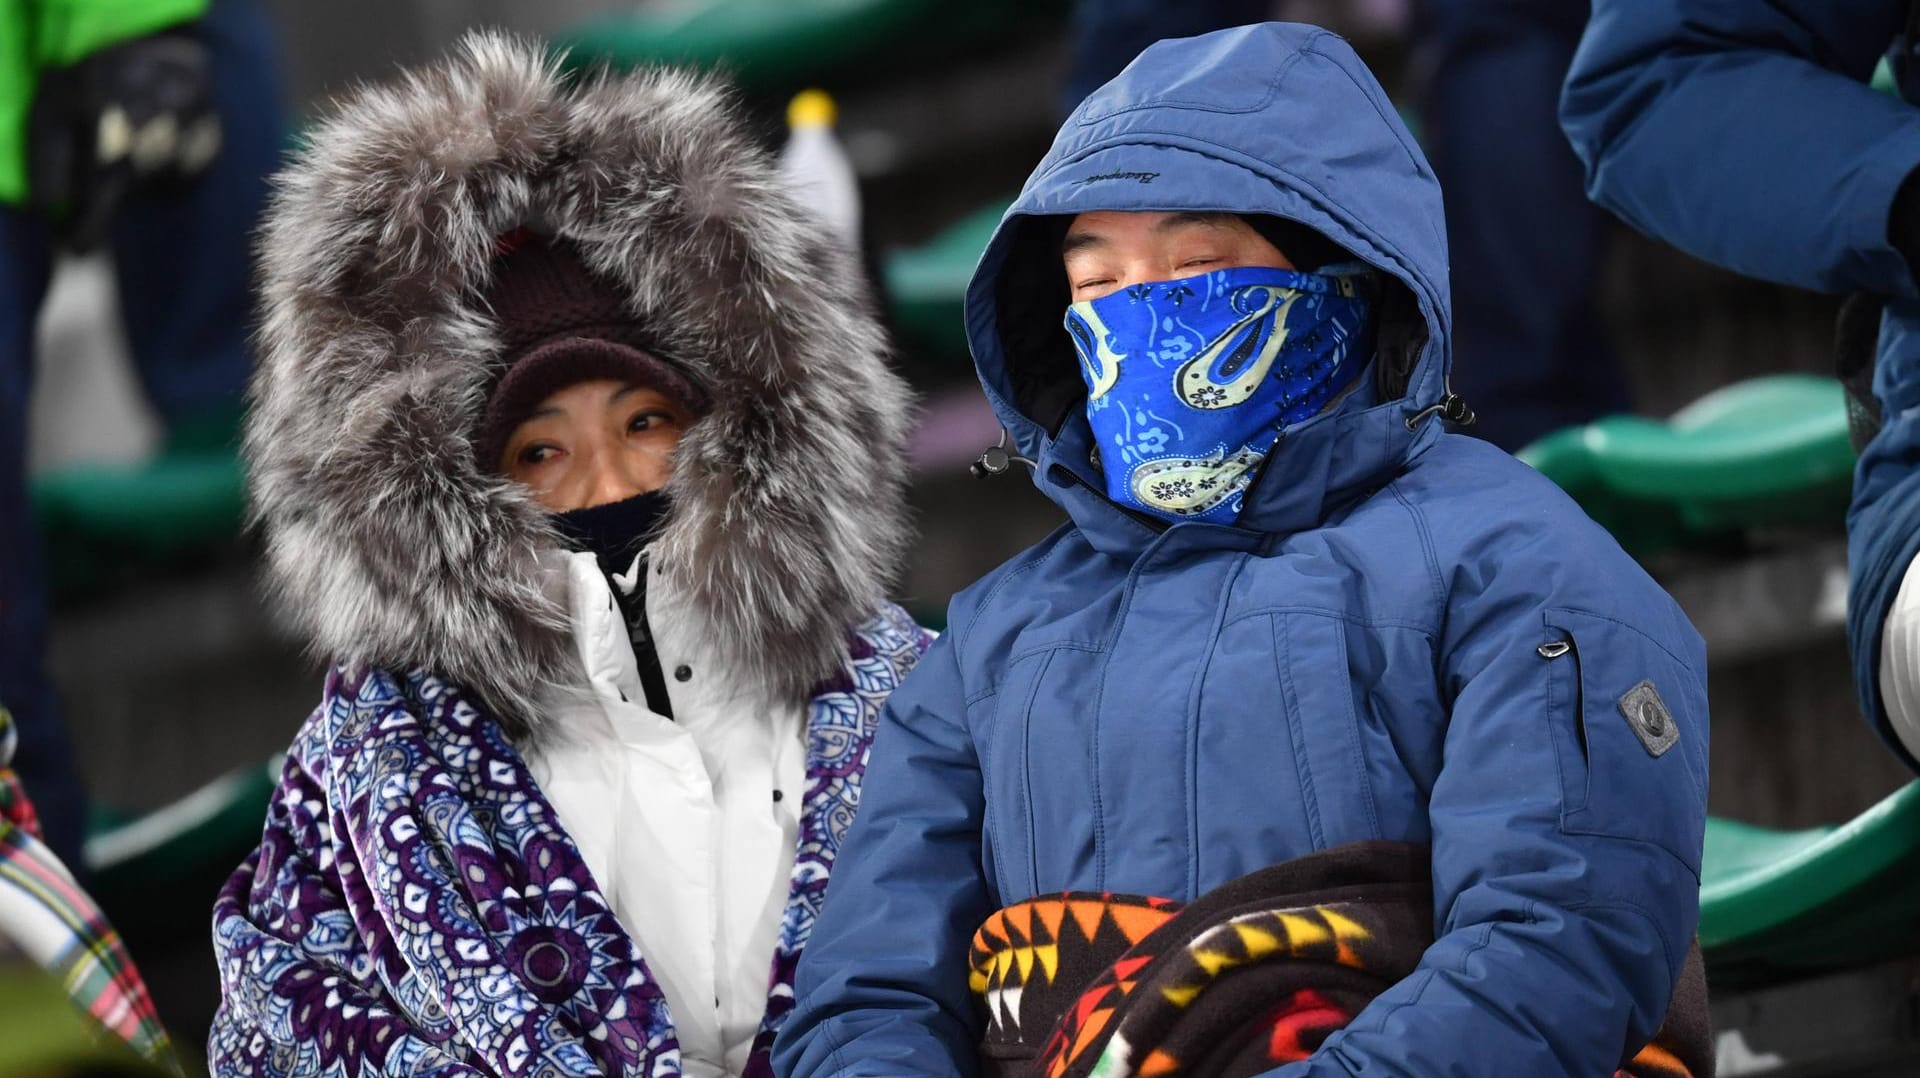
left=499, top=379, right=691, bottom=511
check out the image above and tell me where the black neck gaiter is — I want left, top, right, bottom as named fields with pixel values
left=554, top=490, right=675, bottom=718
left=553, top=489, right=671, bottom=579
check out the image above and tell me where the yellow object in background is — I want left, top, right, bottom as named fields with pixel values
left=778, top=89, right=861, bottom=250
left=787, top=88, right=838, bottom=129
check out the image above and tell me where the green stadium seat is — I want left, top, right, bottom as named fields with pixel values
left=556, top=0, right=1059, bottom=90
left=1518, top=374, right=1855, bottom=554
left=885, top=199, right=1010, bottom=360
left=84, top=758, right=277, bottom=942
left=1699, top=781, right=1920, bottom=985
left=31, top=451, right=246, bottom=598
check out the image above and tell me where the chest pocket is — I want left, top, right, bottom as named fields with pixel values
left=1542, top=608, right=1709, bottom=878
left=1196, top=612, right=1381, bottom=878
left=974, top=647, right=1061, bottom=903
left=1272, top=613, right=1382, bottom=850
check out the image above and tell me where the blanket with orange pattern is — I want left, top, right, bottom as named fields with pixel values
left=968, top=841, right=1709, bottom=1078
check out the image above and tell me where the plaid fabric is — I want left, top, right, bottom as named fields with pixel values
left=0, top=705, right=181, bottom=1074
left=0, top=759, right=42, bottom=840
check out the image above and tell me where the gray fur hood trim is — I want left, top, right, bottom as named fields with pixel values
left=247, top=31, right=914, bottom=734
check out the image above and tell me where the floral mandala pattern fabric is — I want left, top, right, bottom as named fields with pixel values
left=1065, top=265, right=1377, bottom=525
left=209, top=604, right=931, bottom=1078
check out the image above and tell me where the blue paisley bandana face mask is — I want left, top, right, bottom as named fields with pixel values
left=1065, top=263, right=1378, bottom=525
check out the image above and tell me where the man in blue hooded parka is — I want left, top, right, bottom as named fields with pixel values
left=775, top=23, right=1709, bottom=1076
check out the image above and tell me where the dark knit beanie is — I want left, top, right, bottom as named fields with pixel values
left=475, top=231, right=707, bottom=471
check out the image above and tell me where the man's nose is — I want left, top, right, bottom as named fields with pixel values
left=1115, top=258, right=1173, bottom=291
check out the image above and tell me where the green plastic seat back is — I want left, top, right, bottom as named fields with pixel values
left=1518, top=374, right=1855, bottom=553
left=556, top=0, right=1063, bottom=90
left=33, top=452, right=247, bottom=599
left=1699, top=781, right=1920, bottom=982
left=86, top=758, right=279, bottom=941
left=885, top=199, right=1010, bottom=359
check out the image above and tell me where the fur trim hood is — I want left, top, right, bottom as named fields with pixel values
left=246, top=31, right=914, bottom=734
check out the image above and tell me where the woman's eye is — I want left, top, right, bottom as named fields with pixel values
left=518, top=444, right=559, bottom=467
left=628, top=410, right=677, bottom=434
left=1180, top=257, right=1219, bottom=269
left=1074, top=278, right=1114, bottom=292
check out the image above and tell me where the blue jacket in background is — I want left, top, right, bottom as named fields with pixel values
left=776, top=23, right=1709, bottom=1077
left=1561, top=1, right=1920, bottom=773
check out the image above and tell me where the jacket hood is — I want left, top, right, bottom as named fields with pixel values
left=247, top=32, right=914, bottom=734
left=964, top=23, right=1452, bottom=551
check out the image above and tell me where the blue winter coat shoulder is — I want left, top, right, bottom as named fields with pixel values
left=1410, top=434, right=1701, bottom=648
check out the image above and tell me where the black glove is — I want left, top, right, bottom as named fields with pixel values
left=25, top=27, right=222, bottom=252
left=1837, top=163, right=1920, bottom=452
left=1891, top=162, right=1920, bottom=283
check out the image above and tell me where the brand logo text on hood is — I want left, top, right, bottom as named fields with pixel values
left=1076, top=170, right=1160, bottom=186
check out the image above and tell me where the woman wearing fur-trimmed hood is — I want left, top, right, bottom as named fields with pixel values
left=209, top=33, right=931, bottom=1078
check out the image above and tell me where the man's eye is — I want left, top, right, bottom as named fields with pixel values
left=518, top=444, right=558, bottom=466
left=1074, top=278, right=1114, bottom=292
left=1181, top=257, right=1219, bottom=269
left=628, top=410, right=676, bottom=433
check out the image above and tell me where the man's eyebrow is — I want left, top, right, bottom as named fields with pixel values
left=1152, top=211, right=1233, bottom=234
left=1062, top=230, right=1107, bottom=257
left=1063, top=212, right=1234, bottom=258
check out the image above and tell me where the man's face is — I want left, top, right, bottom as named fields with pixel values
left=1061, top=210, right=1295, bottom=303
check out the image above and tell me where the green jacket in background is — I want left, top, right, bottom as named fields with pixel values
left=0, top=0, right=210, bottom=206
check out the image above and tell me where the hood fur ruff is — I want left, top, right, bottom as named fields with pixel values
left=247, top=32, right=914, bottom=736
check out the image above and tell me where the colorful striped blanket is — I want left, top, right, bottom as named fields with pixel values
left=970, top=841, right=1711, bottom=1078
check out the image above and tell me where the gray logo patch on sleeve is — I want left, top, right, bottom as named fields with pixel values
left=1618, top=680, right=1679, bottom=758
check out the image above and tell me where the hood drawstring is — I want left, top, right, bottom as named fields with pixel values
left=971, top=428, right=1038, bottom=479
left=1404, top=391, right=1476, bottom=432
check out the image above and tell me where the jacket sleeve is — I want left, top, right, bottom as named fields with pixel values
left=209, top=750, right=481, bottom=1078
left=772, top=629, right=994, bottom=1078
left=1262, top=548, right=1710, bottom=1075
left=1560, top=0, right=1920, bottom=297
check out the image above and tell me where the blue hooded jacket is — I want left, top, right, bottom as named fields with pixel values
left=775, top=23, right=1709, bottom=1076
left=1559, top=1, right=1920, bottom=774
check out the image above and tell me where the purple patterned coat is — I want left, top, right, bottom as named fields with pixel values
left=209, top=606, right=931, bottom=1078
